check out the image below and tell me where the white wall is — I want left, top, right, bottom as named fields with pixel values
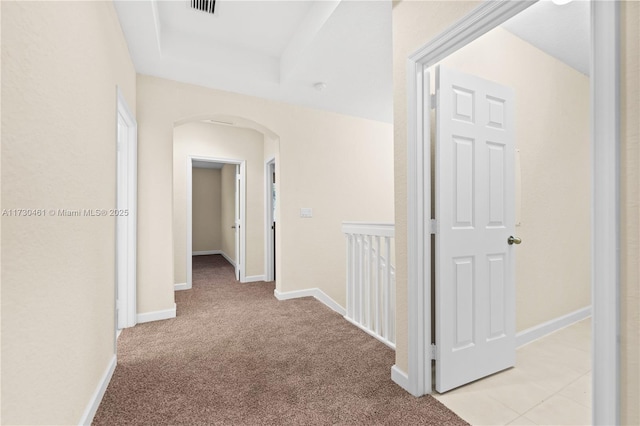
left=192, top=168, right=222, bottom=252
left=173, top=122, right=265, bottom=280
left=1, top=1, right=136, bottom=423
left=137, top=74, right=394, bottom=315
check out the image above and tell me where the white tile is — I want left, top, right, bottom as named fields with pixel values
left=437, top=319, right=592, bottom=426
left=545, top=319, right=591, bottom=353
left=434, top=389, right=520, bottom=425
left=524, top=394, right=591, bottom=426
left=507, top=415, right=538, bottom=425
left=484, top=375, right=554, bottom=415
left=516, top=341, right=590, bottom=393
left=559, top=373, right=592, bottom=408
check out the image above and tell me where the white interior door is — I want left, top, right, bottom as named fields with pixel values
left=435, top=65, right=517, bottom=392
left=234, top=165, right=241, bottom=281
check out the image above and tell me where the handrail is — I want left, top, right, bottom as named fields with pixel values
left=341, top=222, right=394, bottom=238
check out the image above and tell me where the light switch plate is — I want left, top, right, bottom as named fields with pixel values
left=300, top=208, right=313, bottom=218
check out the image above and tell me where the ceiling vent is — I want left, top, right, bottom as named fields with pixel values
left=190, top=0, right=216, bottom=15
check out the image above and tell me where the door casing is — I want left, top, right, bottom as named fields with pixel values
left=115, top=87, right=138, bottom=337
left=399, top=1, right=620, bottom=425
left=265, top=157, right=276, bottom=282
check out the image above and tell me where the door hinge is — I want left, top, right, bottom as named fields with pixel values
left=430, top=94, right=437, bottom=109
left=430, top=219, right=438, bottom=234
left=430, top=344, right=437, bottom=360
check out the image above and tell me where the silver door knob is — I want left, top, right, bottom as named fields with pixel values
left=508, top=236, right=522, bottom=245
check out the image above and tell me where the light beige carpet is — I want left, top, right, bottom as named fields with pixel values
left=93, top=255, right=467, bottom=425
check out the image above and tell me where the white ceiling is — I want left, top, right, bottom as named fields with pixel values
left=113, top=0, right=588, bottom=125
left=501, top=0, right=590, bottom=76
left=113, top=0, right=393, bottom=123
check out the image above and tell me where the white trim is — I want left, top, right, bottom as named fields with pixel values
left=408, top=1, right=536, bottom=64
left=136, top=303, right=177, bottom=324
left=187, top=156, right=246, bottom=289
left=115, top=87, right=137, bottom=341
left=174, top=282, right=189, bottom=291
left=343, top=316, right=396, bottom=350
left=391, top=365, right=410, bottom=393
left=405, top=53, right=428, bottom=397
left=242, top=275, right=265, bottom=283
left=264, top=157, right=276, bottom=282
left=220, top=251, right=236, bottom=268
left=78, top=355, right=116, bottom=426
left=405, top=3, right=620, bottom=418
left=591, top=2, right=620, bottom=424
left=516, top=306, right=592, bottom=348
left=193, top=250, right=221, bottom=256
left=274, top=288, right=346, bottom=316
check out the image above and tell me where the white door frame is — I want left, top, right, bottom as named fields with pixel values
left=401, top=1, right=620, bottom=424
left=186, top=155, right=246, bottom=288
left=264, top=157, right=276, bottom=282
left=115, top=87, right=137, bottom=334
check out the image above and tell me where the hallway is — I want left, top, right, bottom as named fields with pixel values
left=93, top=255, right=465, bottom=425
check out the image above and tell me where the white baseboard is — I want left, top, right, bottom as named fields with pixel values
left=136, top=303, right=177, bottom=324
left=516, top=305, right=592, bottom=348
left=243, top=275, right=265, bottom=283
left=391, top=365, right=411, bottom=394
left=174, top=282, right=190, bottom=291
left=220, top=251, right=236, bottom=267
left=78, top=354, right=116, bottom=426
left=274, top=288, right=346, bottom=316
left=193, top=250, right=221, bottom=256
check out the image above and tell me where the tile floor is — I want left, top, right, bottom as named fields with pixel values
left=434, top=319, right=592, bottom=425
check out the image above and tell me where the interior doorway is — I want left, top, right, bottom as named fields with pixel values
left=401, top=1, right=620, bottom=424
left=265, top=158, right=276, bottom=282
left=115, top=88, right=137, bottom=338
left=186, top=156, right=246, bottom=288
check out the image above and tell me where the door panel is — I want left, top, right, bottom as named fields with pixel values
left=435, top=65, right=516, bottom=393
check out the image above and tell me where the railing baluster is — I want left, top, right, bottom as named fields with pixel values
left=384, top=236, right=392, bottom=341
left=341, top=222, right=395, bottom=349
left=357, top=235, right=363, bottom=324
left=346, top=234, right=352, bottom=320
left=373, top=235, right=382, bottom=334
left=365, top=236, right=370, bottom=329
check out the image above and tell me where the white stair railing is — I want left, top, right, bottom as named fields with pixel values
left=341, top=222, right=395, bottom=349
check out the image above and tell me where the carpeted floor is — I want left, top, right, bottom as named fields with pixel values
left=93, top=255, right=467, bottom=425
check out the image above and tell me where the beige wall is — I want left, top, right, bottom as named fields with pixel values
left=138, top=74, right=394, bottom=314
left=438, top=27, right=591, bottom=331
left=192, top=168, right=222, bottom=252
left=621, top=2, right=639, bottom=424
left=221, top=164, right=237, bottom=263
left=173, top=122, right=265, bottom=281
left=1, top=1, right=136, bottom=424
